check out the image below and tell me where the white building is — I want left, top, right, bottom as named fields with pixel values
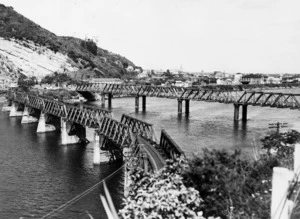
left=90, top=78, right=123, bottom=84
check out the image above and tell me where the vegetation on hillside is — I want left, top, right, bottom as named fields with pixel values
left=40, top=72, right=81, bottom=85
left=0, top=4, right=139, bottom=78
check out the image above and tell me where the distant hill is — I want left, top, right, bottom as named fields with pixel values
left=0, top=4, right=140, bottom=80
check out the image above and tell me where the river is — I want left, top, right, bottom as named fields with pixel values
left=1, top=88, right=300, bottom=218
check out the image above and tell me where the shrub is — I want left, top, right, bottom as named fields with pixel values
left=119, top=159, right=219, bottom=219
left=184, top=149, right=278, bottom=218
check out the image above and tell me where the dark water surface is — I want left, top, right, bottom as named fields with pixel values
left=1, top=88, right=300, bottom=218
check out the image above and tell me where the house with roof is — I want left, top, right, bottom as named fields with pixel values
left=241, top=74, right=264, bottom=84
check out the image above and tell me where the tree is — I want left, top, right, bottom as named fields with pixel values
left=81, top=38, right=97, bottom=55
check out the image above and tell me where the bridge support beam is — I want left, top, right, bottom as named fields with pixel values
left=242, top=104, right=248, bottom=122
left=36, top=112, right=56, bottom=133
left=185, top=99, right=190, bottom=115
left=93, top=131, right=109, bottom=164
left=124, top=164, right=130, bottom=197
left=233, top=104, right=240, bottom=121
left=142, top=96, right=146, bottom=112
left=21, top=106, right=38, bottom=124
left=9, top=102, right=23, bottom=117
left=60, top=118, right=79, bottom=145
left=101, top=94, right=105, bottom=106
left=108, top=93, right=112, bottom=108
left=135, top=96, right=139, bottom=111
left=178, top=99, right=183, bottom=114
left=93, top=132, right=101, bottom=165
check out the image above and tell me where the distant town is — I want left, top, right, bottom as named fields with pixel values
left=1, top=69, right=300, bottom=90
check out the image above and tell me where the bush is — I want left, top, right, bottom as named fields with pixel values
left=120, top=159, right=219, bottom=219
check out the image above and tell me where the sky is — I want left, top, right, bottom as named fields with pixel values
left=1, top=0, right=300, bottom=73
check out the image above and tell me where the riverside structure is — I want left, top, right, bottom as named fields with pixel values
left=76, top=83, right=300, bottom=122
left=4, top=91, right=184, bottom=195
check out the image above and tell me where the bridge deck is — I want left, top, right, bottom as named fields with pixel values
left=137, top=136, right=165, bottom=170
left=76, top=83, right=300, bottom=110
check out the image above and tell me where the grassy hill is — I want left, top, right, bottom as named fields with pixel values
left=0, top=4, right=139, bottom=78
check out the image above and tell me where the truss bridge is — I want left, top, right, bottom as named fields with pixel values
left=75, top=83, right=300, bottom=122
left=5, top=91, right=184, bottom=178
left=12, top=91, right=111, bottom=127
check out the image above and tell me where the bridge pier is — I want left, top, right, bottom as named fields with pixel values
left=142, top=96, right=146, bottom=112
left=93, top=131, right=109, bottom=165
left=2, top=100, right=12, bottom=112
left=9, top=102, right=23, bottom=117
left=108, top=93, right=112, bottom=108
left=21, top=106, right=38, bottom=124
left=60, top=118, right=79, bottom=145
left=135, top=96, right=139, bottom=112
left=234, top=104, right=248, bottom=122
left=101, top=94, right=105, bottom=106
left=36, top=112, right=56, bottom=133
left=185, top=99, right=190, bottom=115
left=93, top=132, right=101, bottom=165
left=178, top=99, right=183, bottom=114
left=234, top=104, right=240, bottom=121
left=178, top=99, right=190, bottom=115
left=242, top=104, right=248, bottom=122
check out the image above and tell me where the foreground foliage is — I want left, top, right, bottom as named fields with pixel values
left=120, top=159, right=219, bottom=219
left=119, top=130, right=300, bottom=219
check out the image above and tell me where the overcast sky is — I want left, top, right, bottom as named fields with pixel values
left=1, top=0, right=300, bottom=73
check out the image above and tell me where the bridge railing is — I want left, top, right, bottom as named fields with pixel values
left=11, top=92, right=112, bottom=128
left=120, top=114, right=157, bottom=142
left=159, top=129, right=185, bottom=160
left=237, top=92, right=300, bottom=109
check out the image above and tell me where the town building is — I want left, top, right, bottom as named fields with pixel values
left=89, top=78, right=123, bottom=84
left=241, top=74, right=264, bottom=84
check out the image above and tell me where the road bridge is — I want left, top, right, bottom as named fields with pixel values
left=76, top=83, right=300, bottom=121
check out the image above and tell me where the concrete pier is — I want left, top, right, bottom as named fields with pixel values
left=233, top=104, right=240, bottom=121
left=178, top=99, right=183, bottom=114
left=142, top=96, right=146, bottom=112
left=93, top=131, right=110, bottom=164
left=135, top=96, right=139, bottom=111
left=9, top=102, right=23, bottom=117
left=60, top=118, right=79, bottom=145
left=36, top=112, right=56, bottom=133
left=101, top=94, right=105, bottom=106
left=21, top=106, right=38, bottom=124
left=185, top=99, right=190, bottom=114
left=108, top=93, right=112, bottom=108
left=2, top=103, right=12, bottom=112
left=93, top=132, right=101, bottom=165
left=242, top=104, right=248, bottom=122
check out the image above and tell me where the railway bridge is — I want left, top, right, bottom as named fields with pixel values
left=76, top=83, right=300, bottom=122
left=3, top=91, right=184, bottom=191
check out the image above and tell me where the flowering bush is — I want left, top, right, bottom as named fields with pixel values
left=120, top=159, right=220, bottom=219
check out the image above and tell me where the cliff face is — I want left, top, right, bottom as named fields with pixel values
left=0, top=4, right=138, bottom=80
left=0, top=37, right=78, bottom=79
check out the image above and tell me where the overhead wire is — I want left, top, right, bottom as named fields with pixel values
left=40, top=164, right=125, bottom=219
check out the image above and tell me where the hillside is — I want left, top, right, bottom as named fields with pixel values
left=0, top=4, right=139, bottom=80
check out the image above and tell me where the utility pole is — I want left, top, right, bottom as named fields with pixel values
left=268, top=122, right=288, bottom=133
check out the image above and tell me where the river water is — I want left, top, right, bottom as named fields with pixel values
left=1, top=88, right=300, bottom=218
